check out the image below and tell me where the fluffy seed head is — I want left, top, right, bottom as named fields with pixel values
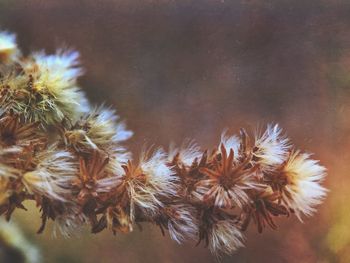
left=195, top=145, right=261, bottom=209
left=253, top=124, right=290, bottom=170
left=280, top=151, right=327, bottom=220
left=1, top=49, right=89, bottom=125
left=155, top=203, right=199, bottom=244
left=168, top=140, right=202, bottom=167
left=140, top=149, right=179, bottom=200
left=120, top=149, right=178, bottom=219
left=209, top=219, right=244, bottom=255
left=63, top=106, right=132, bottom=158
left=22, top=147, right=78, bottom=201
left=53, top=204, right=86, bottom=238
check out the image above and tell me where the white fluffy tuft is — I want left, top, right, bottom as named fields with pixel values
left=282, top=151, right=327, bottom=221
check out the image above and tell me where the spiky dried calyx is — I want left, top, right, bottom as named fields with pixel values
left=0, top=30, right=328, bottom=256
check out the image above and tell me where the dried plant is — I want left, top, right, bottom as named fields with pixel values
left=0, top=30, right=328, bottom=256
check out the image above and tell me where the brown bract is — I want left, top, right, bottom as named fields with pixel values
left=0, top=113, right=46, bottom=151
left=241, top=187, right=289, bottom=233
left=73, top=151, right=109, bottom=205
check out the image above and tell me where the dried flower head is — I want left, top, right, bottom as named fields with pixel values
left=209, top=219, right=244, bottom=255
left=115, top=149, right=178, bottom=223
left=36, top=197, right=86, bottom=236
left=62, top=106, right=132, bottom=155
left=0, top=113, right=46, bottom=153
left=72, top=150, right=119, bottom=207
left=23, top=147, right=78, bottom=202
left=195, top=144, right=260, bottom=209
left=154, top=203, right=199, bottom=244
left=277, top=151, right=327, bottom=220
left=240, top=186, right=289, bottom=233
left=197, top=208, right=244, bottom=255
left=0, top=50, right=89, bottom=125
left=52, top=203, right=86, bottom=238
left=253, top=124, right=290, bottom=171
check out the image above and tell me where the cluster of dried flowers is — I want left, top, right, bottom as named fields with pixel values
left=0, top=30, right=328, bottom=256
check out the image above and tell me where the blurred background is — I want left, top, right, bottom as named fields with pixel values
left=0, top=0, right=349, bottom=262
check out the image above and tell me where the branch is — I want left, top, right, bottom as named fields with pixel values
left=0, top=30, right=328, bottom=256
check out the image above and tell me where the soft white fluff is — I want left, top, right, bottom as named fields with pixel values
left=194, top=172, right=261, bottom=209
left=168, top=140, right=202, bottom=166
left=53, top=205, right=86, bottom=238
left=66, top=107, right=133, bottom=165
left=166, top=204, right=199, bottom=244
left=209, top=219, right=245, bottom=255
left=254, top=124, right=290, bottom=170
left=82, top=106, right=133, bottom=148
left=140, top=149, right=178, bottom=198
left=282, top=151, right=327, bottom=221
left=32, top=50, right=83, bottom=89
left=22, top=147, right=78, bottom=201
left=22, top=50, right=90, bottom=123
left=220, top=131, right=240, bottom=159
left=96, top=175, right=123, bottom=193
left=127, top=149, right=178, bottom=218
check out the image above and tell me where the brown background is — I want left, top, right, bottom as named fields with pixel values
left=1, top=0, right=349, bottom=262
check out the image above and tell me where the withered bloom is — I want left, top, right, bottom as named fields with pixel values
left=240, top=187, right=289, bottom=233
left=275, top=151, right=327, bottom=220
left=194, top=142, right=260, bottom=209
left=62, top=106, right=132, bottom=154
left=37, top=197, right=85, bottom=237
left=197, top=207, right=244, bottom=255
left=0, top=113, right=46, bottom=152
left=118, top=149, right=178, bottom=219
left=153, top=203, right=199, bottom=243
left=252, top=124, right=290, bottom=171
left=169, top=146, right=208, bottom=202
left=23, top=146, right=78, bottom=201
left=61, top=106, right=132, bottom=177
left=72, top=150, right=119, bottom=206
left=0, top=37, right=89, bottom=126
